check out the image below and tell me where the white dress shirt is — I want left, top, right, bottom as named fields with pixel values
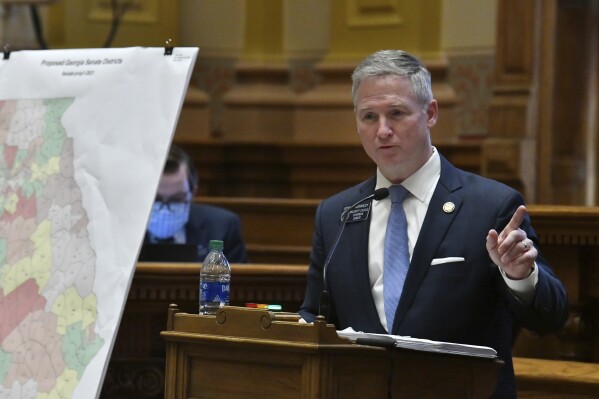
left=368, top=149, right=537, bottom=332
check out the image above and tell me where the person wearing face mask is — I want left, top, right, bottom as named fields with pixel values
left=142, top=144, right=248, bottom=263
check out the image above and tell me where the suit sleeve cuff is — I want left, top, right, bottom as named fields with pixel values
left=498, top=262, right=539, bottom=305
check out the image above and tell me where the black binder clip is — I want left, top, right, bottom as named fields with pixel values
left=164, top=39, right=173, bottom=56
left=3, top=44, right=11, bottom=60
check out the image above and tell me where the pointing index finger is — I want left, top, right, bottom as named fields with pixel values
left=506, top=205, right=527, bottom=231
left=498, top=205, right=527, bottom=241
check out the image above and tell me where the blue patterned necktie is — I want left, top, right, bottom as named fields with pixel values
left=384, top=184, right=411, bottom=333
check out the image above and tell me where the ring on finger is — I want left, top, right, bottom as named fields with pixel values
left=521, top=241, right=529, bottom=250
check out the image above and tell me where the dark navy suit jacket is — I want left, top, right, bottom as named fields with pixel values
left=143, top=203, right=248, bottom=263
left=299, top=155, right=568, bottom=398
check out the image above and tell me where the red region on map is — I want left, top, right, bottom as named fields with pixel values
left=0, top=279, right=46, bottom=342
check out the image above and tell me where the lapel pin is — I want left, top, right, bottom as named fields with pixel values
left=442, top=202, right=455, bottom=213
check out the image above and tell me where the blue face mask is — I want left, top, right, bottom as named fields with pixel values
left=147, top=201, right=190, bottom=239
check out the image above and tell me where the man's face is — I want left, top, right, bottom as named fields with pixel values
left=156, top=164, right=191, bottom=204
left=355, top=74, right=438, bottom=183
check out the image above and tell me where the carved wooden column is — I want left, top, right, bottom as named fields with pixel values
left=485, top=0, right=536, bottom=198
left=490, top=1, right=599, bottom=361
left=537, top=0, right=597, bottom=205
left=487, top=0, right=598, bottom=204
left=221, top=0, right=330, bottom=142
left=584, top=1, right=598, bottom=206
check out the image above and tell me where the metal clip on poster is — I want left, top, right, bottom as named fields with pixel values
left=164, top=39, right=173, bottom=56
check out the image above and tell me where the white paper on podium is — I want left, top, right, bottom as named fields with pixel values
left=338, top=327, right=497, bottom=358
left=0, top=46, right=198, bottom=398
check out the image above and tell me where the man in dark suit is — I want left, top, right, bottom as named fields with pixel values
left=298, top=50, right=568, bottom=398
left=142, top=144, right=248, bottom=263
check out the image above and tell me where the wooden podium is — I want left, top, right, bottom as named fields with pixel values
left=161, top=306, right=503, bottom=399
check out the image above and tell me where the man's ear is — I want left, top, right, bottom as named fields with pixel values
left=426, top=99, right=438, bottom=128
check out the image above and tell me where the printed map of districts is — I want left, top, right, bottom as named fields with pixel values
left=0, top=99, right=104, bottom=398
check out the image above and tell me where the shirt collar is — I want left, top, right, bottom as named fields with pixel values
left=375, top=147, right=441, bottom=203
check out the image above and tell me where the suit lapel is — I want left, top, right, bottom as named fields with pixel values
left=340, top=178, right=387, bottom=331
left=392, top=156, right=464, bottom=332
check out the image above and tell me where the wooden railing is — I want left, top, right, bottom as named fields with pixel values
left=201, top=197, right=599, bottom=268
left=514, top=357, right=599, bottom=399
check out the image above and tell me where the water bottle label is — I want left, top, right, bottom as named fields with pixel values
left=200, top=281, right=230, bottom=303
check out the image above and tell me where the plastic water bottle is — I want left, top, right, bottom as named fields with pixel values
left=199, top=240, right=231, bottom=315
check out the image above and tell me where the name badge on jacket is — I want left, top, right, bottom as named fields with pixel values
left=341, top=202, right=371, bottom=223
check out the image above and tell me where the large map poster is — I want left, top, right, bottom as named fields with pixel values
left=0, top=47, right=198, bottom=398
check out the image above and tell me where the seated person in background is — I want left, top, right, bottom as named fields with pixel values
left=142, top=144, right=248, bottom=263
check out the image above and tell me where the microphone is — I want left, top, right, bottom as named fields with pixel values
left=319, top=187, right=390, bottom=320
